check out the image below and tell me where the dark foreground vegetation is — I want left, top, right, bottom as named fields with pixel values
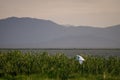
left=0, top=50, right=120, bottom=80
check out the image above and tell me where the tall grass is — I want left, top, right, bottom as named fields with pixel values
left=0, top=50, right=120, bottom=80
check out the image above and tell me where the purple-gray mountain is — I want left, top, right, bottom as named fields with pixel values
left=0, top=17, right=120, bottom=48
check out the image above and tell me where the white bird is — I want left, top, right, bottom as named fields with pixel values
left=76, top=55, right=85, bottom=64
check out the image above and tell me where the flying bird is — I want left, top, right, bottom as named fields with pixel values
left=76, top=55, right=85, bottom=64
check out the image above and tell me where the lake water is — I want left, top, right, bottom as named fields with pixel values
left=0, top=48, right=120, bottom=57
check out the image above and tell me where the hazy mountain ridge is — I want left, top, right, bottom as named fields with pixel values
left=0, top=17, right=120, bottom=48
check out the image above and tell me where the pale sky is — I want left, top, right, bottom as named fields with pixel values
left=0, top=0, right=120, bottom=27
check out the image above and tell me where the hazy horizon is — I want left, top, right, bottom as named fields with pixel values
left=0, top=0, right=120, bottom=27
left=1, top=16, right=120, bottom=28
left=0, top=17, right=120, bottom=48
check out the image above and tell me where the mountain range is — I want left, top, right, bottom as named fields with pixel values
left=0, top=17, right=120, bottom=48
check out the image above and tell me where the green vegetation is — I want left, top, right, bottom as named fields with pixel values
left=0, top=50, right=120, bottom=80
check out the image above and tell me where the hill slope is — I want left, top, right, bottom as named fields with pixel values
left=0, top=17, right=120, bottom=48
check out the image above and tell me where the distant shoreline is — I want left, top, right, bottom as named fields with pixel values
left=0, top=48, right=120, bottom=50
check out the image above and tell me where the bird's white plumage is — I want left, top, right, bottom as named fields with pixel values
left=76, top=55, right=85, bottom=64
